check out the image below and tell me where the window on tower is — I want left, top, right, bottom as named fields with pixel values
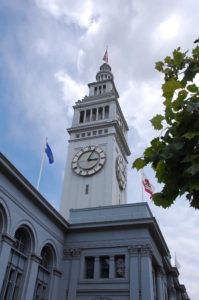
left=86, top=110, right=91, bottom=122
left=94, top=87, right=97, bottom=95
left=99, top=86, right=102, bottom=94
left=79, top=111, right=84, bottom=123
left=92, top=108, right=97, bottom=121
left=100, top=256, right=109, bottom=278
left=98, top=107, right=103, bottom=120
left=115, top=255, right=125, bottom=278
left=104, top=106, right=109, bottom=118
left=85, top=257, right=94, bottom=279
left=85, top=184, right=89, bottom=194
left=103, top=85, right=106, bottom=93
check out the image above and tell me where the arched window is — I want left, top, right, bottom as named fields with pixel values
left=33, top=245, right=54, bottom=300
left=0, top=227, right=31, bottom=300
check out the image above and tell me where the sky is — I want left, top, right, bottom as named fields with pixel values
left=0, top=0, right=199, bottom=298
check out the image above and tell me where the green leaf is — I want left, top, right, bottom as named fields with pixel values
left=172, top=89, right=188, bottom=111
left=150, top=114, right=164, bottom=130
left=164, top=56, right=173, bottom=65
left=132, top=158, right=147, bottom=170
left=187, top=84, right=198, bottom=93
left=189, top=179, right=199, bottom=191
left=173, top=49, right=186, bottom=67
left=152, top=193, right=174, bottom=208
left=184, top=131, right=199, bottom=140
left=155, top=61, right=164, bottom=72
left=162, top=79, right=181, bottom=101
left=155, top=161, right=167, bottom=183
left=186, top=102, right=199, bottom=112
left=185, top=164, right=199, bottom=175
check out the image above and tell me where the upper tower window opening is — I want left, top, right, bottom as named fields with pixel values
left=86, top=110, right=91, bottom=122
left=104, top=106, right=109, bottom=118
left=79, top=111, right=84, bottom=123
left=92, top=108, right=97, bottom=121
left=99, top=86, right=102, bottom=94
left=105, top=74, right=107, bottom=79
left=103, top=85, right=106, bottom=93
left=98, top=107, right=103, bottom=120
left=94, top=87, right=97, bottom=95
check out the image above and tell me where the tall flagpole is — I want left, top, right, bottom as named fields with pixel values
left=36, top=137, right=47, bottom=191
left=141, top=170, right=144, bottom=202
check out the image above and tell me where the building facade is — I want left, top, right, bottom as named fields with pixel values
left=0, top=61, right=190, bottom=300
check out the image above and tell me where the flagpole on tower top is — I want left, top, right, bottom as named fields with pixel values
left=36, top=137, right=48, bottom=191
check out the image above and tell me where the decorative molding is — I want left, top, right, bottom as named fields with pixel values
left=53, top=267, right=62, bottom=277
left=30, top=253, right=41, bottom=264
left=1, top=233, right=15, bottom=246
left=63, top=248, right=81, bottom=260
left=128, top=244, right=152, bottom=257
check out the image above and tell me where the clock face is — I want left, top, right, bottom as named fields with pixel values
left=72, top=146, right=106, bottom=176
left=116, top=155, right=127, bottom=190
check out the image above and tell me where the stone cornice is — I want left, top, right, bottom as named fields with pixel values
left=67, top=121, right=131, bottom=156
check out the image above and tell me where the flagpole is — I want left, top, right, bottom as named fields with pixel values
left=36, top=137, right=47, bottom=191
left=141, top=170, right=144, bottom=202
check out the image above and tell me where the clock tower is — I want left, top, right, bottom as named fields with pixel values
left=60, top=61, right=131, bottom=220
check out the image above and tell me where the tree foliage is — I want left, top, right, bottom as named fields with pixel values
left=133, top=43, right=199, bottom=209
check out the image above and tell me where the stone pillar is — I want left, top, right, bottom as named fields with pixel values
left=109, top=255, right=115, bottom=279
left=0, top=234, right=14, bottom=292
left=67, top=248, right=81, bottom=300
left=51, top=268, right=62, bottom=300
left=128, top=245, right=140, bottom=300
left=94, top=256, right=100, bottom=279
left=156, top=267, right=164, bottom=300
left=23, top=253, right=41, bottom=300
left=140, top=244, right=154, bottom=300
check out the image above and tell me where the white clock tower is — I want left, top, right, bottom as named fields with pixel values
left=60, top=61, right=131, bottom=220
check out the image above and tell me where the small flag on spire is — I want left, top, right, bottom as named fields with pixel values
left=45, top=142, right=54, bottom=164
left=103, top=49, right=108, bottom=63
left=141, top=170, right=154, bottom=198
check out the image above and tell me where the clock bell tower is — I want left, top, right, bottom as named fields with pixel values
left=60, top=61, right=131, bottom=220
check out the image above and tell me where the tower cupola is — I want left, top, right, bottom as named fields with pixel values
left=96, top=63, right=114, bottom=82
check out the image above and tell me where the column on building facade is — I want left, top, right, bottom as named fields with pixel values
left=67, top=248, right=81, bottom=300
left=23, top=253, right=41, bottom=298
left=109, top=255, right=115, bottom=279
left=128, top=245, right=140, bottom=300
left=94, top=256, right=100, bottom=279
left=156, top=267, right=164, bottom=300
left=51, top=268, right=62, bottom=300
left=140, top=244, right=154, bottom=300
left=0, top=234, right=14, bottom=292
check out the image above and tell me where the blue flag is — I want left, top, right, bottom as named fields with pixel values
left=45, top=143, right=54, bottom=164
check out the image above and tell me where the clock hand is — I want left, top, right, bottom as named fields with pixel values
left=88, top=150, right=98, bottom=161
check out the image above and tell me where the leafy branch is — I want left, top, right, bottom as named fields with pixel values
left=133, top=43, right=199, bottom=209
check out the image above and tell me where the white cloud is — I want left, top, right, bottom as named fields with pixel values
left=156, top=14, right=181, bottom=41
left=35, top=0, right=93, bottom=28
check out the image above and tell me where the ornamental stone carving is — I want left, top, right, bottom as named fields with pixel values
left=63, top=248, right=81, bottom=260
left=128, top=244, right=152, bottom=257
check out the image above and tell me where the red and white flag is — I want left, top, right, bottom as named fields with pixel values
left=103, top=49, right=108, bottom=63
left=141, top=170, right=154, bottom=198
